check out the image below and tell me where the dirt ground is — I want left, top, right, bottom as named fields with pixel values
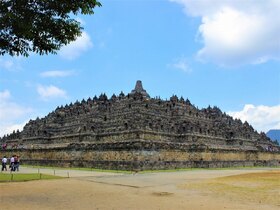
left=0, top=168, right=279, bottom=210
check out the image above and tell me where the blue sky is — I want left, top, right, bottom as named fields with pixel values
left=0, top=0, right=280, bottom=136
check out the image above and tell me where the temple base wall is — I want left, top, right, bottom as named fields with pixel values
left=2, top=148, right=279, bottom=170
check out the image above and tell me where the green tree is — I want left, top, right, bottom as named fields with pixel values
left=0, top=0, right=101, bottom=57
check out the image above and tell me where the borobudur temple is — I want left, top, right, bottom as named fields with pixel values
left=1, top=81, right=279, bottom=170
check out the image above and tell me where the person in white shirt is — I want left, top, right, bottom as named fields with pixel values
left=1, top=156, right=7, bottom=171
left=10, top=155, right=15, bottom=171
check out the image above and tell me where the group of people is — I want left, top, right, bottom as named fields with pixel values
left=1, top=155, right=20, bottom=172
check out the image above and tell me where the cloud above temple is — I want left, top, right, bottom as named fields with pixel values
left=169, top=56, right=192, bottom=73
left=37, top=85, right=67, bottom=101
left=40, top=70, right=75, bottom=78
left=0, top=57, right=22, bottom=71
left=0, top=90, right=33, bottom=136
left=59, top=31, right=93, bottom=60
left=170, top=0, right=280, bottom=66
left=0, top=59, right=13, bottom=69
left=228, top=104, right=280, bottom=133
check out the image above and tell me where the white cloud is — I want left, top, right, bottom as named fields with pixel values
left=1, top=60, right=13, bottom=69
left=0, top=90, right=33, bottom=137
left=169, top=56, right=192, bottom=73
left=37, top=85, right=67, bottom=101
left=76, top=17, right=86, bottom=26
left=228, top=104, right=280, bottom=133
left=0, top=90, right=32, bottom=122
left=0, top=57, right=22, bottom=71
left=40, top=70, right=74, bottom=78
left=170, top=0, right=280, bottom=66
left=59, top=31, right=93, bottom=60
left=0, top=90, right=10, bottom=100
left=0, top=121, right=28, bottom=138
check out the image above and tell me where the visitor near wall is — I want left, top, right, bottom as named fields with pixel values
left=14, top=155, right=20, bottom=171
left=10, top=155, right=15, bottom=171
left=1, top=156, right=7, bottom=171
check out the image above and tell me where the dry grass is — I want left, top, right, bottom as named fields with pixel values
left=180, top=170, right=280, bottom=206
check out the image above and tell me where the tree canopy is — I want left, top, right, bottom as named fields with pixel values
left=0, top=0, right=101, bottom=57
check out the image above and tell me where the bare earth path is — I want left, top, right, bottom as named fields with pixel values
left=0, top=167, right=279, bottom=210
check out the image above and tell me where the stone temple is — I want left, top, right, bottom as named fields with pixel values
left=1, top=81, right=279, bottom=170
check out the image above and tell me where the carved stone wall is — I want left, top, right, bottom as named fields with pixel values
left=2, top=147, right=280, bottom=170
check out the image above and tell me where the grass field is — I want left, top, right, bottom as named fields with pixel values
left=0, top=173, right=62, bottom=182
